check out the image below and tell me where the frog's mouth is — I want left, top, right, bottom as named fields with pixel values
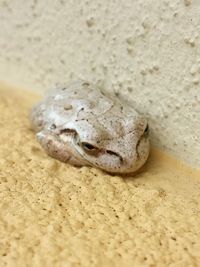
left=136, top=137, right=148, bottom=159
left=135, top=129, right=150, bottom=168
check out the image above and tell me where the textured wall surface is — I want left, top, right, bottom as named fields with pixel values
left=0, top=0, right=200, bottom=168
left=1, top=84, right=200, bottom=267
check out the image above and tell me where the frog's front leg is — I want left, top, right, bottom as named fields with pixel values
left=36, top=131, right=84, bottom=166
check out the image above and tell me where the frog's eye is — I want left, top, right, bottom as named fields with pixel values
left=81, top=142, right=99, bottom=155
left=60, top=128, right=77, bottom=136
left=81, top=142, right=96, bottom=151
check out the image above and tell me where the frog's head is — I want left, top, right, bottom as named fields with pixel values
left=58, top=108, right=150, bottom=174
left=34, top=79, right=150, bottom=174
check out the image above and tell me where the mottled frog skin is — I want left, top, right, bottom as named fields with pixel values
left=31, top=80, right=150, bottom=174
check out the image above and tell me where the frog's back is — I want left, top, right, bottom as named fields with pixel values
left=31, top=80, right=114, bottom=130
left=46, top=80, right=98, bottom=99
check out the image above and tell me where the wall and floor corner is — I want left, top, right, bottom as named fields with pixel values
left=0, top=0, right=200, bottom=169
left=1, top=1, right=200, bottom=267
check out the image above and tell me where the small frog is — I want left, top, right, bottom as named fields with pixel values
left=30, top=80, right=150, bottom=174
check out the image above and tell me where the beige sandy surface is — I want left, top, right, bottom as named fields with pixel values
left=0, top=83, right=200, bottom=267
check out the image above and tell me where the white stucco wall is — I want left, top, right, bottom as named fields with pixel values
left=0, top=0, right=199, bottom=168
